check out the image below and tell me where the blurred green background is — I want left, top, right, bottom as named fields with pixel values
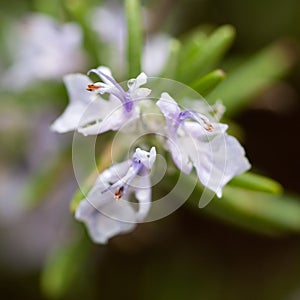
left=0, top=0, right=300, bottom=299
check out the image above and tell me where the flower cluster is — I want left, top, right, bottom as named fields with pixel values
left=51, top=66, right=150, bottom=135
left=75, top=147, right=156, bottom=244
left=52, top=66, right=250, bottom=243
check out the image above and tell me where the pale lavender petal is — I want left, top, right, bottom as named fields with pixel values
left=92, top=82, right=115, bottom=94
left=191, top=134, right=250, bottom=197
left=220, top=135, right=251, bottom=187
left=78, top=115, right=121, bottom=135
left=89, top=4, right=125, bottom=46
left=134, top=174, right=152, bottom=221
left=157, top=92, right=181, bottom=119
left=77, top=97, right=124, bottom=135
left=183, top=121, right=228, bottom=140
left=75, top=146, right=158, bottom=243
left=76, top=199, right=135, bottom=244
left=51, top=74, right=105, bottom=133
left=63, top=74, right=92, bottom=104
left=95, top=66, right=117, bottom=86
left=128, top=73, right=151, bottom=100
left=98, top=160, right=131, bottom=186
left=142, top=34, right=171, bottom=76
left=134, top=147, right=156, bottom=169
left=128, top=72, right=147, bottom=91
left=167, top=137, right=193, bottom=174
left=75, top=170, right=137, bottom=244
left=2, top=14, right=85, bottom=90
left=132, top=87, right=151, bottom=99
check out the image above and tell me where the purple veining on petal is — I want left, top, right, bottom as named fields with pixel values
left=124, top=95, right=134, bottom=112
left=178, top=110, right=194, bottom=122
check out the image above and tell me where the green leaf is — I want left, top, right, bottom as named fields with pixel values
left=33, top=0, right=64, bottom=19
left=205, top=186, right=300, bottom=235
left=178, top=25, right=235, bottom=83
left=207, top=43, right=294, bottom=116
left=229, top=171, right=283, bottom=195
left=176, top=31, right=207, bottom=80
left=41, top=236, right=92, bottom=299
left=164, top=171, right=300, bottom=235
left=125, top=0, right=143, bottom=77
left=190, top=69, right=226, bottom=96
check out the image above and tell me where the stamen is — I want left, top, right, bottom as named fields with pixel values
left=114, top=186, right=124, bottom=200
left=86, top=83, right=102, bottom=91
left=87, top=68, right=135, bottom=113
left=179, top=110, right=214, bottom=132
left=202, top=119, right=214, bottom=132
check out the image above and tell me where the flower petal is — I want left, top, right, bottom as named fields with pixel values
left=88, top=66, right=124, bottom=97
left=183, top=121, right=228, bottom=140
left=75, top=165, right=137, bottom=244
left=77, top=97, right=123, bottom=135
left=78, top=113, right=121, bottom=136
left=167, top=137, right=193, bottom=174
left=51, top=74, right=104, bottom=133
left=128, top=72, right=147, bottom=91
left=2, top=14, right=85, bottom=90
left=134, top=147, right=156, bottom=170
left=79, top=95, right=141, bottom=136
left=157, top=92, right=181, bottom=119
left=220, top=135, right=251, bottom=188
left=128, top=73, right=151, bottom=100
left=142, top=34, right=171, bottom=76
left=134, top=174, right=152, bottom=221
left=191, top=134, right=250, bottom=197
left=98, top=160, right=131, bottom=186
left=76, top=198, right=136, bottom=244
left=95, top=66, right=115, bottom=86
left=134, top=87, right=151, bottom=98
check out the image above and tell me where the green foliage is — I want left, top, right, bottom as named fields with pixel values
left=190, top=69, right=226, bottom=96
left=184, top=172, right=300, bottom=235
left=207, top=43, right=294, bottom=115
left=33, top=0, right=64, bottom=18
left=125, top=0, right=143, bottom=77
left=207, top=187, right=300, bottom=235
left=229, top=171, right=283, bottom=195
left=175, top=25, right=236, bottom=83
left=41, top=235, right=92, bottom=299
